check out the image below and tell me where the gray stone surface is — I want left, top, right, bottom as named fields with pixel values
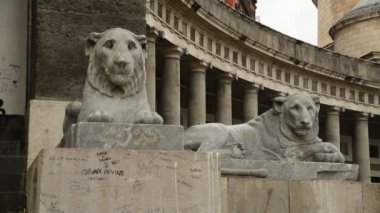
left=27, top=149, right=220, bottom=213
left=223, top=178, right=289, bottom=213
left=363, top=183, right=380, bottom=213
left=185, top=93, right=345, bottom=163
left=221, top=159, right=359, bottom=181
left=59, top=123, right=184, bottom=151
left=289, top=180, right=363, bottom=213
left=34, top=0, right=146, bottom=100
left=222, top=177, right=365, bottom=213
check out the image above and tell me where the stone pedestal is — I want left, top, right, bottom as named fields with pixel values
left=27, top=149, right=220, bottom=213
left=59, top=123, right=184, bottom=151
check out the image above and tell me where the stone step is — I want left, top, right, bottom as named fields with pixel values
left=0, top=192, right=26, bottom=212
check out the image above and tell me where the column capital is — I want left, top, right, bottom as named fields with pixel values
left=186, top=60, right=209, bottom=73
left=355, top=112, right=370, bottom=121
left=217, top=73, right=233, bottom=84
left=244, top=82, right=262, bottom=93
left=147, top=27, right=160, bottom=42
left=160, top=46, right=183, bottom=59
left=326, top=106, right=344, bottom=114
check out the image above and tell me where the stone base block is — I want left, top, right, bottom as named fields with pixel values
left=221, top=159, right=358, bottom=181
left=26, top=149, right=220, bottom=213
left=60, top=122, right=184, bottom=151
left=222, top=177, right=363, bottom=213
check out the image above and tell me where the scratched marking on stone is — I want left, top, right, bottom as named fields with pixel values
left=0, top=64, right=21, bottom=94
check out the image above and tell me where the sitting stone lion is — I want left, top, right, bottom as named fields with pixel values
left=185, top=93, right=344, bottom=163
left=62, top=28, right=163, bottom=136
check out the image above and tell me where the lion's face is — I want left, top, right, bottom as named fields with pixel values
left=274, top=93, right=320, bottom=139
left=85, top=28, right=147, bottom=97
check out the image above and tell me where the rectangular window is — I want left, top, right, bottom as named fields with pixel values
left=166, top=9, right=171, bottom=24
left=294, top=75, right=299, bottom=86
left=233, top=51, right=238, bottom=64
left=276, top=69, right=282, bottom=81
left=285, top=72, right=291, bottom=83
left=241, top=55, right=247, bottom=67
left=350, top=90, right=355, bottom=100
left=259, top=63, right=264, bottom=74
left=267, top=65, right=272, bottom=77
left=250, top=59, right=255, bottom=71
left=174, top=16, right=179, bottom=31
left=330, top=86, right=336, bottom=96
left=303, top=78, right=309, bottom=89
left=322, top=83, right=327, bottom=94
left=149, top=0, right=155, bottom=10
left=158, top=2, right=163, bottom=18
left=359, top=92, right=365, bottom=102
left=224, top=47, right=230, bottom=60
left=369, top=94, right=374, bottom=104
left=207, top=38, right=212, bottom=52
left=339, top=88, right=345, bottom=98
left=312, top=80, right=317, bottom=91
left=216, top=42, right=221, bottom=56
left=199, top=33, right=204, bottom=46
left=370, top=145, right=379, bottom=158
left=190, top=27, right=196, bottom=42
left=182, top=22, right=187, bottom=36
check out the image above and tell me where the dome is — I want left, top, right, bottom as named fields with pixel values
left=330, top=0, right=380, bottom=36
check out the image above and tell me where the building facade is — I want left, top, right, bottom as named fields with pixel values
left=0, top=0, right=380, bottom=210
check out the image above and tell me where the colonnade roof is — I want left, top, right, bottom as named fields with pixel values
left=191, top=0, right=379, bottom=84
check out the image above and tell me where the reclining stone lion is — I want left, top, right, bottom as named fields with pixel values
left=185, top=93, right=344, bottom=163
left=61, top=28, right=163, bottom=138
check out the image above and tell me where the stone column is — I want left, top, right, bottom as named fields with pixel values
left=188, top=61, right=208, bottom=126
left=160, top=47, right=183, bottom=125
left=243, top=83, right=260, bottom=122
left=354, top=112, right=371, bottom=183
left=146, top=28, right=159, bottom=111
left=325, top=107, right=341, bottom=150
left=216, top=73, right=233, bottom=125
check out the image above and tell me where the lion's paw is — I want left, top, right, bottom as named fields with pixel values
left=86, top=111, right=113, bottom=122
left=134, top=111, right=163, bottom=124
left=314, top=152, right=345, bottom=163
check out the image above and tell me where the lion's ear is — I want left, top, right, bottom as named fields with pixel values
left=311, top=94, right=320, bottom=113
left=85, top=32, right=102, bottom=56
left=134, top=34, right=147, bottom=59
left=273, top=96, right=286, bottom=114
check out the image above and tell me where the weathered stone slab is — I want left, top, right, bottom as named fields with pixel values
left=26, top=149, right=220, bottom=213
left=363, top=183, right=380, bottom=213
left=224, top=177, right=289, bottom=213
left=289, top=180, right=363, bottom=213
left=60, top=123, right=184, bottom=151
left=221, top=159, right=358, bottom=181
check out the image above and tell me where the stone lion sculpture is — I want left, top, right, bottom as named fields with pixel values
left=185, top=93, right=345, bottom=163
left=61, top=28, right=163, bottom=137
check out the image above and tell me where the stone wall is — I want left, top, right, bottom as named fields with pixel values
left=32, top=0, right=146, bottom=100
left=334, top=18, right=380, bottom=58
left=222, top=177, right=380, bottom=213
left=317, top=0, right=358, bottom=47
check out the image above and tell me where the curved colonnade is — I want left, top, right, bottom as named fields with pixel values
left=145, top=0, right=380, bottom=182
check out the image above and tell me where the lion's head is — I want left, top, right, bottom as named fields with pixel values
left=84, top=28, right=147, bottom=97
left=273, top=93, right=320, bottom=142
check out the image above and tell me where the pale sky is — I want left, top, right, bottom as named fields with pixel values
left=256, top=0, right=318, bottom=45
